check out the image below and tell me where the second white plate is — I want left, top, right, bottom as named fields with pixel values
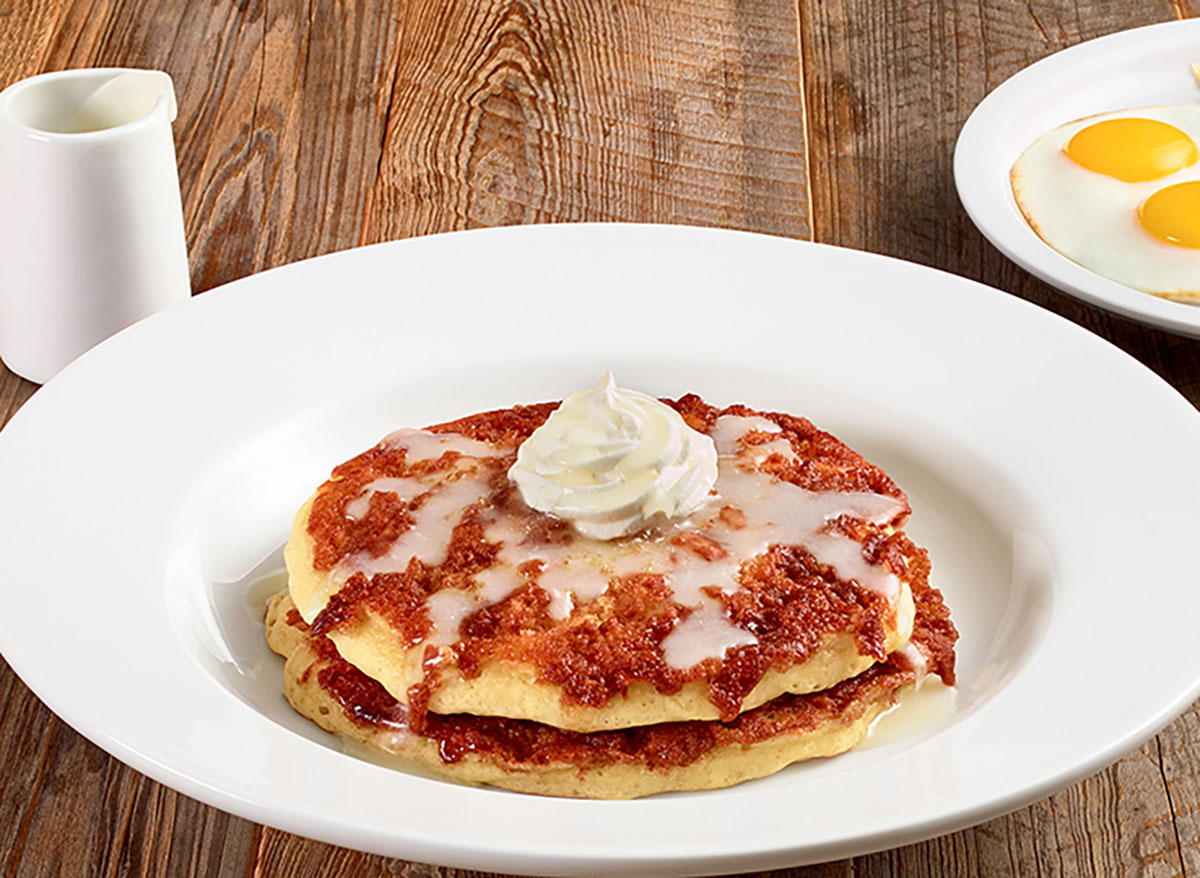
left=955, top=19, right=1200, bottom=336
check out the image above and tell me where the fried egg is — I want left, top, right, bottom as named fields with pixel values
left=1011, top=105, right=1200, bottom=301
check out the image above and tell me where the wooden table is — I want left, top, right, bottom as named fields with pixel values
left=2, top=1, right=1199, bottom=874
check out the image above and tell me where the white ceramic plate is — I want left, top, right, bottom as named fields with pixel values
left=955, top=19, right=1200, bottom=337
left=2, top=224, right=1199, bottom=876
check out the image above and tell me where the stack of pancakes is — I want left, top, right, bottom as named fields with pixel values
left=266, top=395, right=957, bottom=799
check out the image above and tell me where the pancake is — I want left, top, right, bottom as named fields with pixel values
left=265, top=573, right=956, bottom=799
left=286, top=395, right=928, bottom=732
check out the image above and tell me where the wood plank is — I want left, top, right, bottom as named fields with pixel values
left=0, top=0, right=64, bottom=89
left=1158, top=701, right=1200, bottom=875
left=168, top=0, right=406, bottom=289
left=253, top=833, right=476, bottom=878
left=0, top=375, right=47, bottom=876
left=362, top=0, right=808, bottom=243
left=0, top=660, right=58, bottom=875
left=0, top=369, right=37, bottom=431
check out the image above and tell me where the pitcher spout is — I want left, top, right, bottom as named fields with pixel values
left=0, top=68, right=177, bottom=137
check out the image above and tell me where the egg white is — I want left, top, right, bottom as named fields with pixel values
left=1011, top=105, right=1200, bottom=301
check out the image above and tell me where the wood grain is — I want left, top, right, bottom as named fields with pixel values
left=168, top=0, right=405, bottom=289
left=2, top=0, right=1200, bottom=874
left=361, top=0, right=809, bottom=241
left=0, top=0, right=61, bottom=90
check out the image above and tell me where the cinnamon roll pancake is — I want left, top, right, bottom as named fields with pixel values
left=284, top=391, right=929, bottom=733
left=265, top=574, right=956, bottom=799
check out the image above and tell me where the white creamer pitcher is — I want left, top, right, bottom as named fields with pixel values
left=0, top=69, right=191, bottom=384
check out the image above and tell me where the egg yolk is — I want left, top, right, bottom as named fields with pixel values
left=1139, top=181, right=1200, bottom=248
left=1064, top=118, right=1197, bottom=182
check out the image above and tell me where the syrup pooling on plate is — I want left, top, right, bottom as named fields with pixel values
left=306, top=411, right=909, bottom=670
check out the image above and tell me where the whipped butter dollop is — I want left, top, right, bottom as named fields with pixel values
left=508, top=373, right=718, bottom=539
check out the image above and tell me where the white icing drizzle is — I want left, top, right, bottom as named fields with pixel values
left=301, top=430, right=505, bottom=622
left=896, top=641, right=928, bottom=679
left=344, top=477, right=422, bottom=521
left=336, top=430, right=507, bottom=580
left=381, top=427, right=500, bottom=462
left=425, top=567, right=520, bottom=646
left=704, top=414, right=905, bottom=601
left=661, top=596, right=757, bottom=668
left=535, top=556, right=611, bottom=620
left=319, top=417, right=908, bottom=670
left=346, top=473, right=491, bottom=577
